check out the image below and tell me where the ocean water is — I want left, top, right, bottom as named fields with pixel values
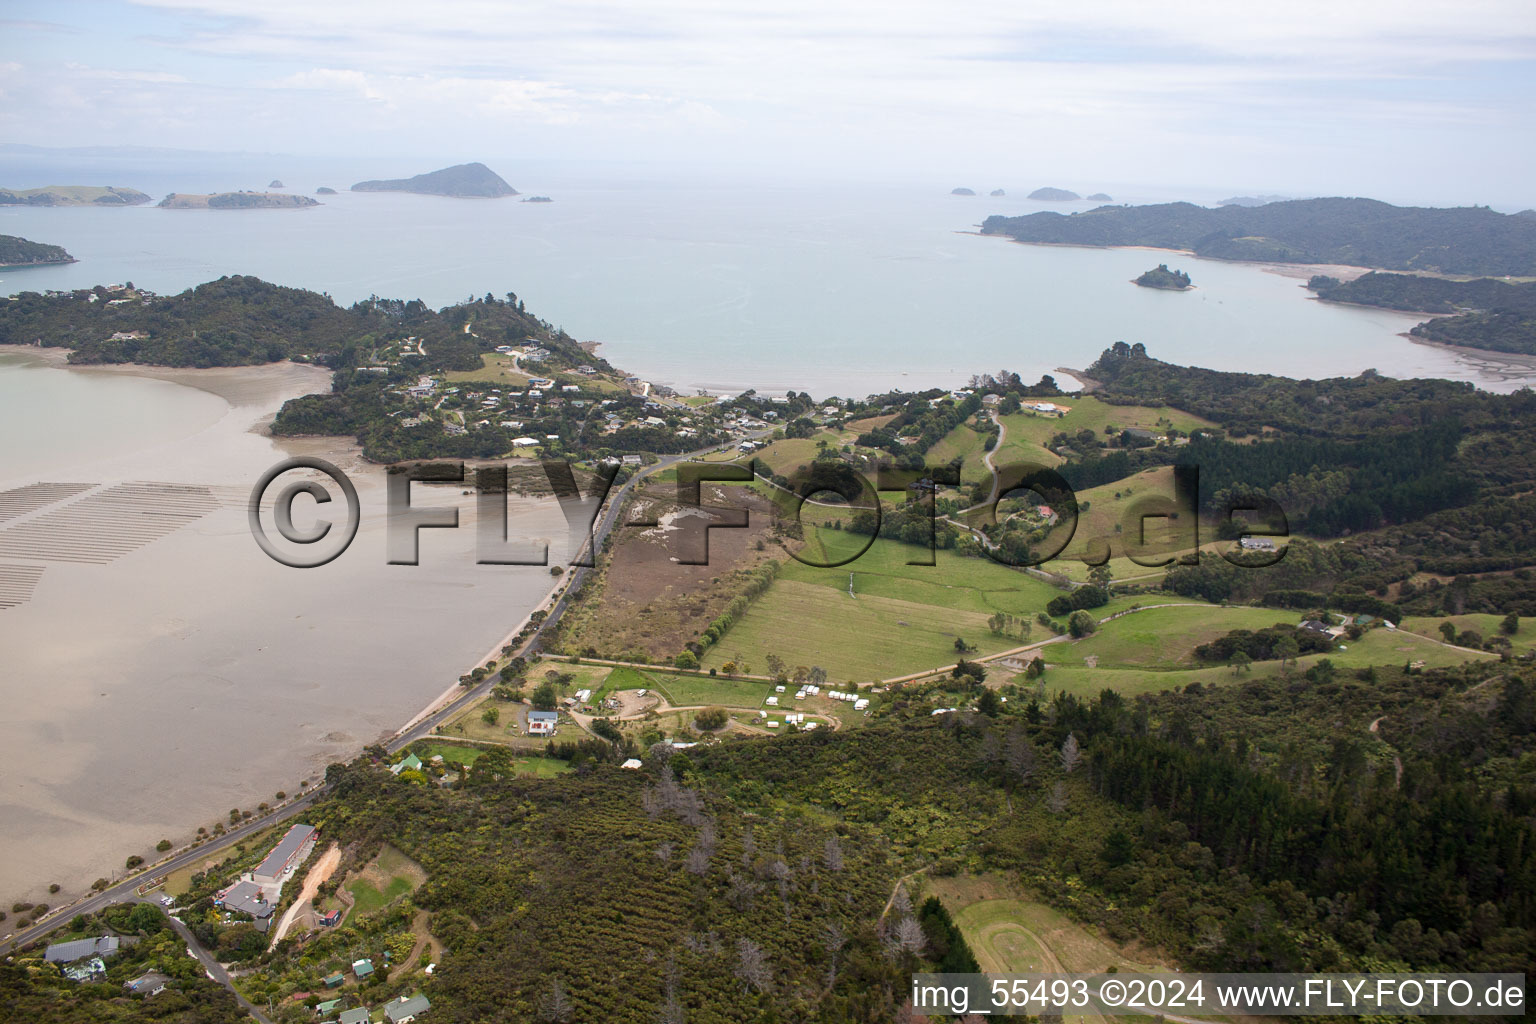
left=3, top=160, right=1531, bottom=396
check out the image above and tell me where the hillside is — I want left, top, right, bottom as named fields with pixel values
left=157, top=192, right=318, bottom=209
left=1308, top=272, right=1536, bottom=355
left=351, top=162, right=517, bottom=198
left=0, top=184, right=150, bottom=206
left=981, top=196, right=1536, bottom=276
left=0, top=234, right=75, bottom=267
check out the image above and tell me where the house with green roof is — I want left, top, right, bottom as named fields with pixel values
left=323, top=972, right=345, bottom=988
left=389, top=754, right=423, bottom=775
left=352, top=957, right=374, bottom=980
left=338, top=1008, right=370, bottom=1024
left=315, top=997, right=342, bottom=1015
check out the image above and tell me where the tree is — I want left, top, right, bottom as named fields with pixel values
left=1068, top=610, right=1097, bottom=638
left=531, top=681, right=559, bottom=709
left=694, top=707, right=729, bottom=730
left=735, top=937, right=772, bottom=993
left=976, top=689, right=1001, bottom=716
left=481, top=706, right=501, bottom=726
left=1005, top=727, right=1037, bottom=787
left=1230, top=650, right=1252, bottom=676
left=1440, top=620, right=1459, bottom=643
left=537, top=978, right=576, bottom=1023
left=953, top=636, right=974, bottom=654
left=1501, top=612, right=1520, bottom=635
left=674, top=650, right=699, bottom=670
left=1273, top=636, right=1300, bottom=666
left=1059, top=733, right=1081, bottom=774
left=155, top=839, right=172, bottom=852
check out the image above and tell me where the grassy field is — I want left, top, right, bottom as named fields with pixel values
left=1039, top=620, right=1497, bottom=698
left=1065, top=604, right=1292, bottom=668
left=346, top=844, right=423, bottom=917
left=925, top=420, right=994, bottom=485
left=1401, top=614, right=1533, bottom=655
left=999, top=396, right=1212, bottom=453
left=786, top=531, right=1063, bottom=615
left=699, top=578, right=1019, bottom=682
left=445, top=352, right=531, bottom=385
left=928, top=874, right=1160, bottom=975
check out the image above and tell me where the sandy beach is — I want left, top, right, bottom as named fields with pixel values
left=0, top=352, right=571, bottom=905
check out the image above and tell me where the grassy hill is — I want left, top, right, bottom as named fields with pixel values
left=0, top=184, right=150, bottom=206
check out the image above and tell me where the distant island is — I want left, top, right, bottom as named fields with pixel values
left=351, top=162, right=517, bottom=198
left=158, top=192, right=319, bottom=209
left=0, top=234, right=76, bottom=267
left=522, top=196, right=553, bottom=203
left=980, top=197, right=1536, bottom=276
left=990, top=189, right=1006, bottom=197
left=268, top=179, right=285, bottom=188
left=951, top=187, right=976, bottom=196
left=1134, top=264, right=1192, bottom=290
left=0, top=185, right=150, bottom=207
left=1220, top=194, right=1291, bottom=207
left=1308, top=271, right=1536, bottom=356
left=1086, top=192, right=1112, bottom=201
left=316, top=186, right=337, bottom=195
left=1028, top=187, right=1080, bottom=201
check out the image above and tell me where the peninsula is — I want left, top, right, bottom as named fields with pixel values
left=0, top=185, right=150, bottom=207
left=0, top=234, right=76, bottom=267
left=157, top=192, right=318, bottom=209
left=351, top=161, right=517, bottom=198
left=981, top=196, right=1536, bottom=276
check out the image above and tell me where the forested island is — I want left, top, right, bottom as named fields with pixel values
left=1133, top=264, right=1191, bottom=290
left=950, top=187, right=975, bottom=196
left=1028, top=186, right=1080, bottom=200
left=351, top=162, right=517, bottom=198
left=0, top=185, right=150, bottom=207
left=981, top=197, right=1536, bottom=276
left=0, top=234, right=75, bottom=267
left=1308, top=272, right=1536, bottom=355
left=158, top=192, right=318, bottom=209
left=316, top=186, right=337, bottom=195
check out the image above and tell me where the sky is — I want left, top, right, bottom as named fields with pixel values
left=2, top=0, right=1534, bottom=205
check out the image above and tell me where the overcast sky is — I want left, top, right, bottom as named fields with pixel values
left=2, top=0, right=1533, bottom=204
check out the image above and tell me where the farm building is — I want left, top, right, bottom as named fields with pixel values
left=527, top=710, right=558, bottom=736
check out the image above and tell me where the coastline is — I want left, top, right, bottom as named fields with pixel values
left=1399, top=332, right=1536, bottom=381
left=962, top=230, right=1382, bottom=282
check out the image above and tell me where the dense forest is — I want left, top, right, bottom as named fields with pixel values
left=1308, top=272, right=1536, bottom=355
left=981, top=197, right=1536, bottom=275
left=0, top=233, right=74, bottom=266
left=1051, top=344, right=1536, bottom=611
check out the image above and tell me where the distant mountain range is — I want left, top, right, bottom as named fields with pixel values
left=351, top=162, right=516, bottom=198
left=0, top=185, right=150, bottom=207
left=0, top=234, right=75, bottom=267
left=981, top=197, right=1536, bottom=276
left=1219, top=194, right=1292, bottom=207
